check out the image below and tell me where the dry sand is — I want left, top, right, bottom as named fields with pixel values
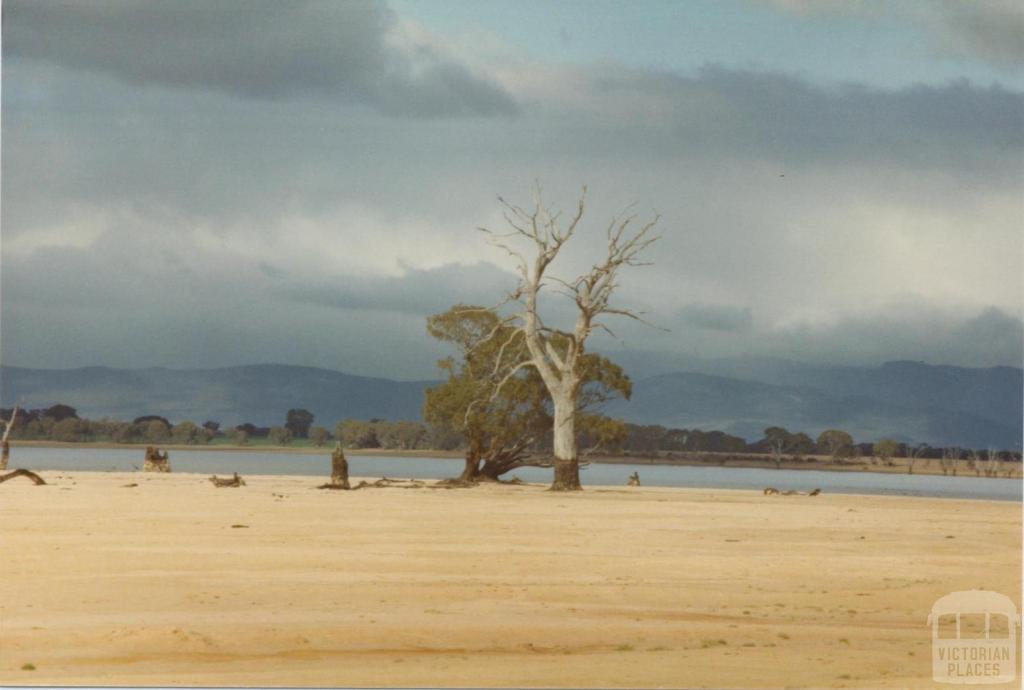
left=0, top=470, right=1020, bottom=688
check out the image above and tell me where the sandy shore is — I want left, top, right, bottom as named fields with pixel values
left=0, top=471, right=1020, bottom=688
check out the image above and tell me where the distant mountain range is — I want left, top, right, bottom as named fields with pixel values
left=1, top=360, right=1020, bottom=449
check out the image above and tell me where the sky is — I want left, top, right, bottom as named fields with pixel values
left=1, top=0, right=1022, bottom=380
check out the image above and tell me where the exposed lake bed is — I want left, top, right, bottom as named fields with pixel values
left=7, top=445, right=1021, bottom=501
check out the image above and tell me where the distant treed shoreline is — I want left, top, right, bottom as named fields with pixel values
left=2, top=404, right=1020, bottom=473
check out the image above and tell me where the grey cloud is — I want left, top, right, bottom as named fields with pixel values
left=276, top=262, right=519, bottom=316
left=760, top=1, right=1024, bottom=66
left=675, top=303, right=753, bottom=332
left=934, top=1, right=1024, bottom=66
left=2, top=0, right=518, bottom=117
left=601, top=305, right=1024, bottom=380
left=574, top=66, right=1023, bottom=172
left=1, top=8, right=1021, bottom=379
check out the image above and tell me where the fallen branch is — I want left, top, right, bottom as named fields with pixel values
left=0, top=468, right=47, bottom=485
left=209, top=473, right=246, bottom=488
left=765, top=487, right=820, bottom=496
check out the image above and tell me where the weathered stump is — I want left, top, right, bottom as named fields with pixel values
left=627, top=471, right=640, bottom=487
left=330, top=442, right=350, bottom=489
left=143, top=446, right=171, bottom=473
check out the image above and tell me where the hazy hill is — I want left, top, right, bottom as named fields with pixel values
left=604, top=369, right=1021, bottom=450
left=1, top=360, right=1020, bottom=449
left=0, top=365, right=432, bottom=429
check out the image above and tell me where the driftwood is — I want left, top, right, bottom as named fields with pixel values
left=209, top=473, right=246, bottom=487
left=0, top=468, right=47, bottom=485
left=143, top=446, right=171, bottom=473
left=627, top=471, right=640, bottom=487
left=765, top=487, right=820, bottom=496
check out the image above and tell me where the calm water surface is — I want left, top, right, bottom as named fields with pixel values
left=9, top=446, right=1021, bottom=501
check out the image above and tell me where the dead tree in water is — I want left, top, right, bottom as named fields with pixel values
left=479, top=185, right=659, bottom=490
left=329, top=442, right=350, bottom=489
left=627, top=471, right=640, bottom=486
left=0, top=406, right=18, bottom=471
left=143, top=446, right=171, bottom=473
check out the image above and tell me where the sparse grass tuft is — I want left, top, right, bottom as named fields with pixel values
left=21, top=664, right=36, bottom=671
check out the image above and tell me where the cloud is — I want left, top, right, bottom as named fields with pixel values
left=277, top=262, right=519, bottom=315
left=759, top=0, right=1024, bottom=67
left=1, top=4, right=1021, bottom=378
left=930, top=1, right=1024, bottom=66
left=2, top=0, right=518, bottom=116
left=675, top=304, right=753, bottom=332
left=513, top=64, right=1023, bottom=174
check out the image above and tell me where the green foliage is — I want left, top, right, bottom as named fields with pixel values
left=423, top=304, right=631, bottom=478
left=817, top=429, right=854, bottom=459
left=267, top=426, right=293, bottom=445
left=171, top=421, right=201, bottom=445
left=873, top=438, right=899, bottom=462
left=143, top=419, right=170, bottom=444
left=309, top=426, right=329, bottom=447
left=335, top=419, right=380, bottom=448
left=285, top=408, right=315, bottom=438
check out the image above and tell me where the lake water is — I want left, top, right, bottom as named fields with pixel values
left=8, top=446, right=1021, bottom=502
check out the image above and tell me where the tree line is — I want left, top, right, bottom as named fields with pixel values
left=3, top=403, right=1018, bottom=467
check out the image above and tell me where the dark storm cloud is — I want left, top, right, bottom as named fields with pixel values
left=562, top=65, right=1024, bottom=172
left=2, top=0, right=518, bottom=117
left=1, top=3, right=1021, bottom=377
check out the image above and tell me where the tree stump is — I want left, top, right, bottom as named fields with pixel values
left=627, top=471, right=640, bottom=486
left=143, top=446, right=171, bottom=473
left=330, top=442, right=350, bottom=489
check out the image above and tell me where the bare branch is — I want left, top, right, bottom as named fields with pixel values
left=1, top=406, right=18, bottom=444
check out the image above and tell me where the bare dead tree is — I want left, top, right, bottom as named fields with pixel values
left=941, top=447, right=961, bottom=476
left=906, top=444, right=926, bottom=475
left=966, top=449, right=983, bottom=477
left=0, top=406, right=18, bottom=471
left=479, top=185, right=659, bottom=490
left=984, top=448, right=1003, bottom=478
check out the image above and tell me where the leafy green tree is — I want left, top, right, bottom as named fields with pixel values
left=268, top=426, right=293, bottom=446
left=309, top=426, right=329, bottom=447
left=816, top=429, right=854, bottom=461
left=51, top=417, right=88, bottom=442
left=424, top=304, right=631, bottom=481
left=873, top=439, right=899, bottom=466
left=172, top=421, right=201, bottom=445
left=142, top=419, right=170, bottom=443
left=335, top=419, right=380, bottom=448
left=285, top=409, right=315, bottom=438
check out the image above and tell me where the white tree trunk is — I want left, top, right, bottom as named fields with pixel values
left=551, top=390, right=581, bottom=490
